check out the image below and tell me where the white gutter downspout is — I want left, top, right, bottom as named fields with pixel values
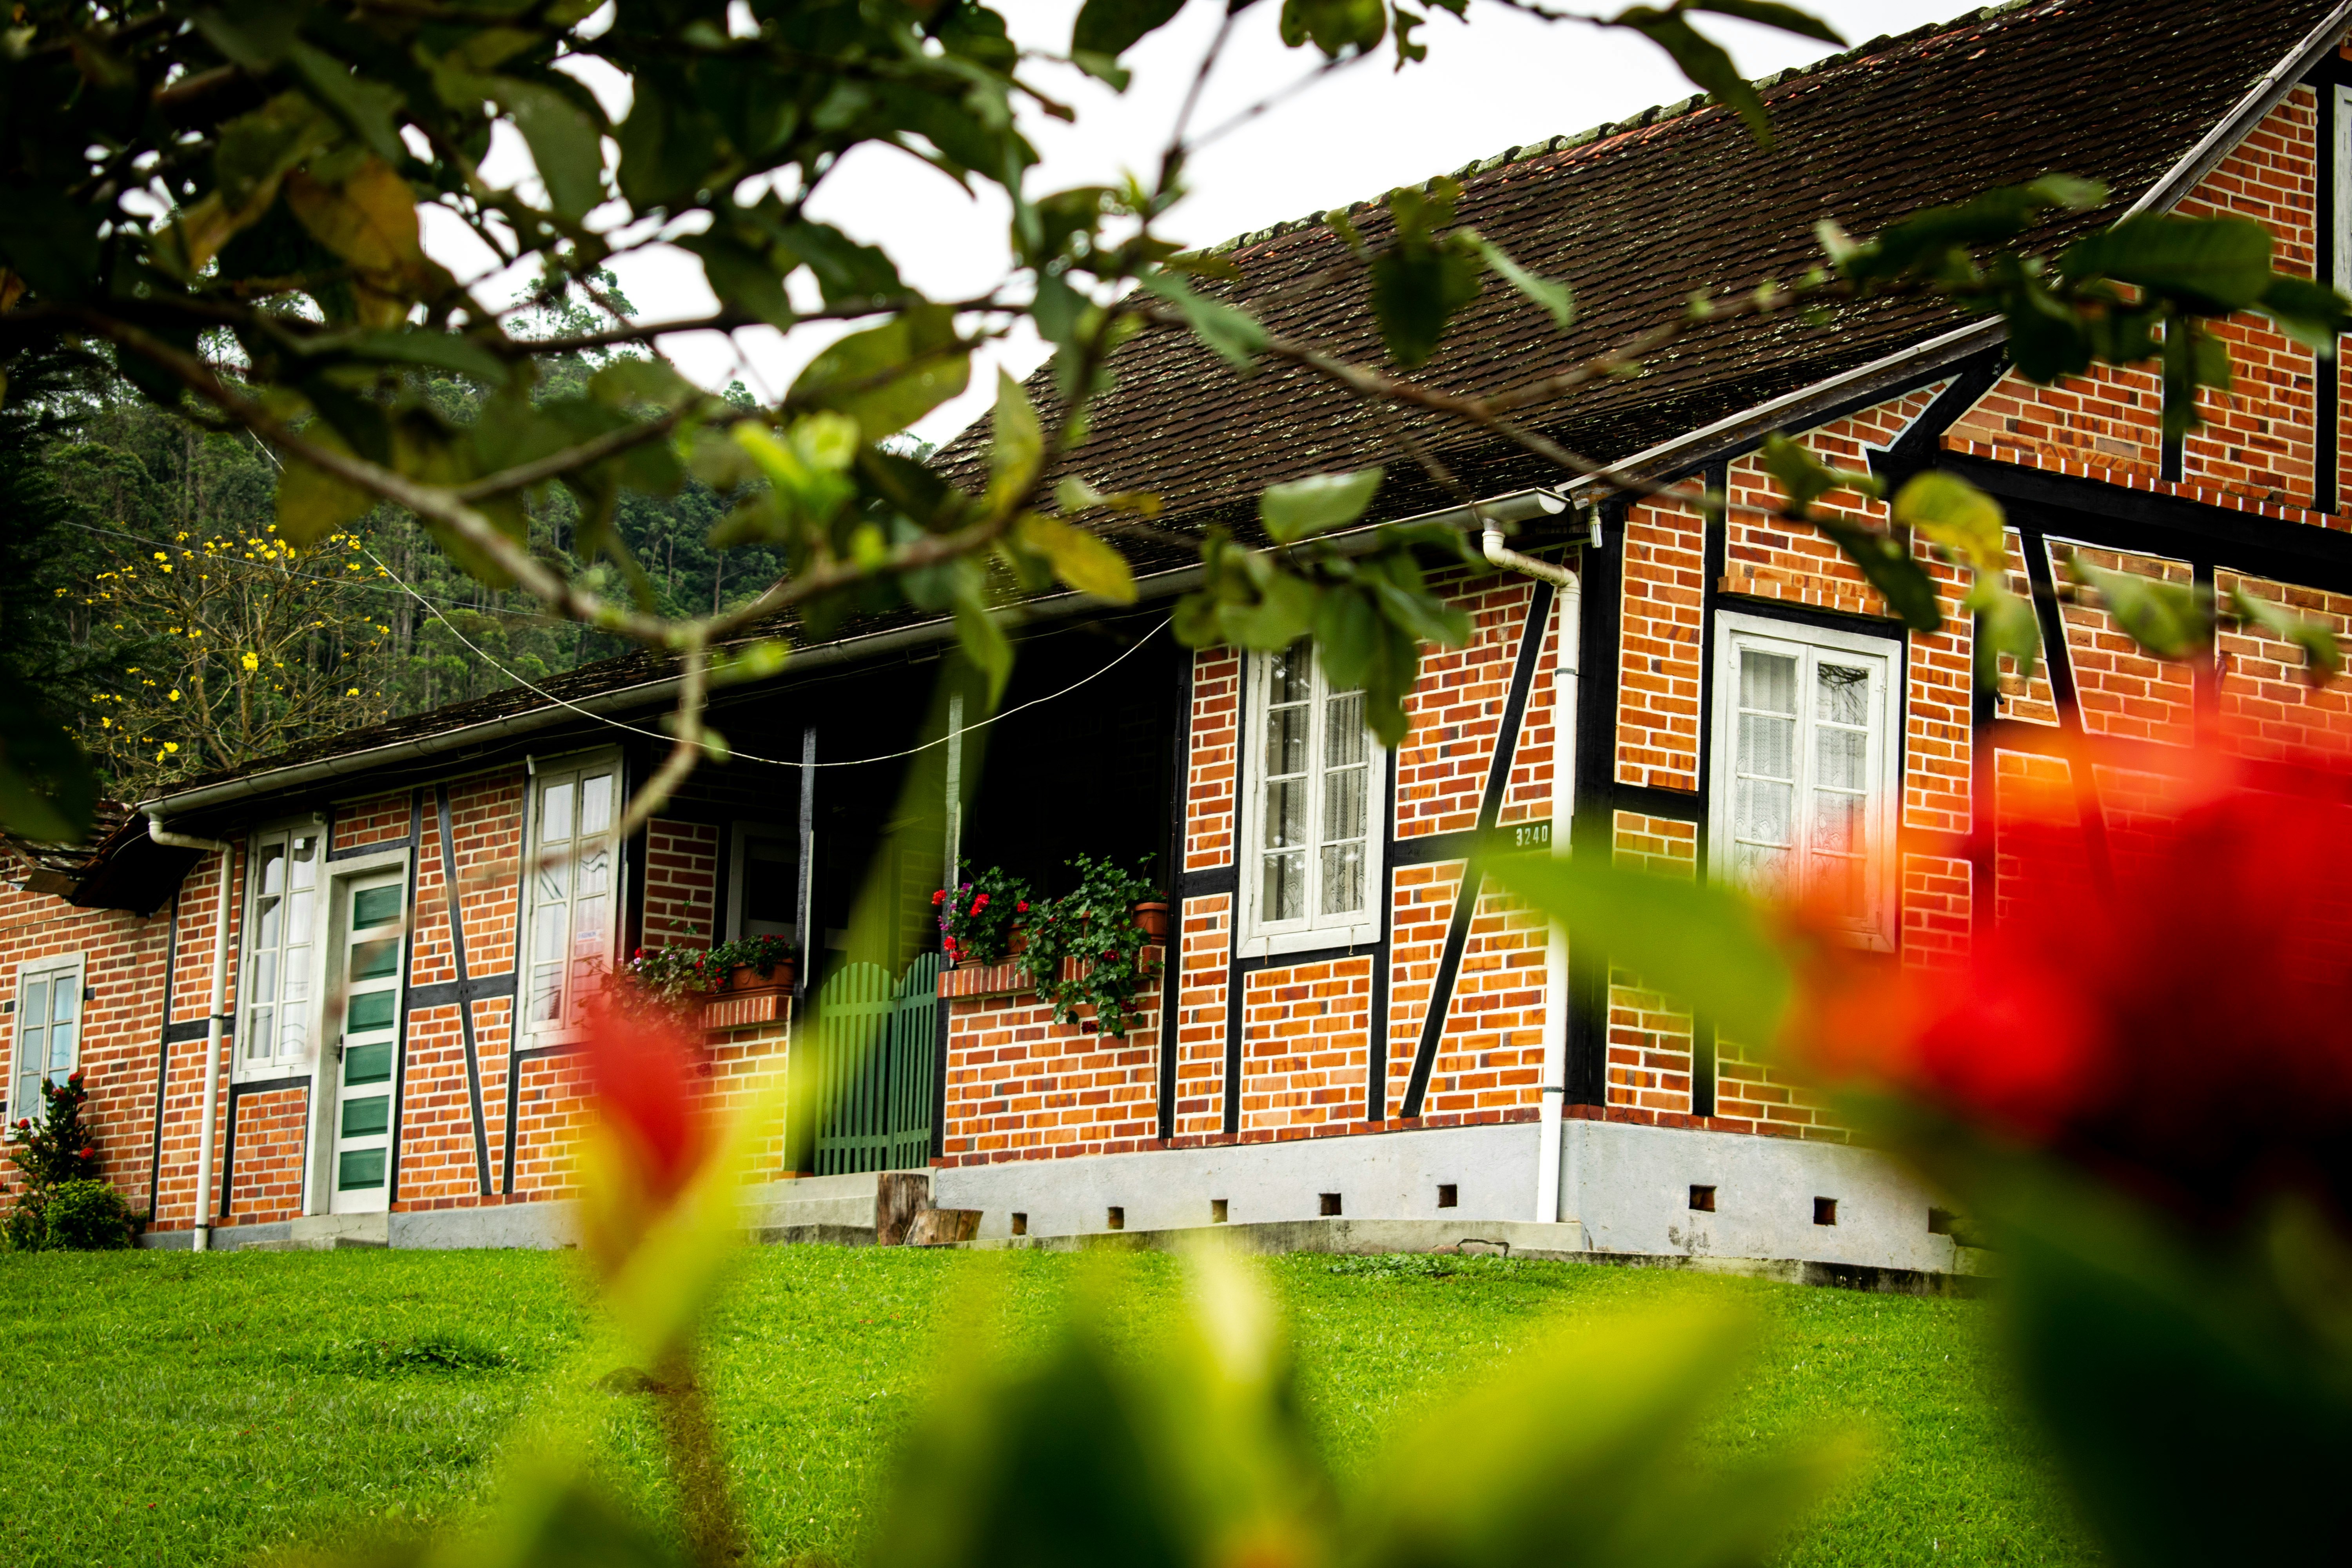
left=148, top=817, right=232, bottom=1253
left=1477, top=517, right=1580, bottom=1229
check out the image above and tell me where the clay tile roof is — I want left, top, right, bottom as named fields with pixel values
left=935, top=0, right=2342, bottom=533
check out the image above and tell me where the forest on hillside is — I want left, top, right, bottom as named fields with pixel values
left=0, top=302, right=823, bottom=803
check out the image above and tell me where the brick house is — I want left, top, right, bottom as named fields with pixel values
left=8, top=0, right=2351, bottom=1264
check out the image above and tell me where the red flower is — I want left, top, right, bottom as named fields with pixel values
left=578, top=996, right=708, bottom=1204
left=78, top=1146, right=94, bottom=1160
left=1016, top=901, right=1028, bottom=914
left=973, top=893, right=989, bottom=911
left=67, top=1069, right=83, bottom=1084
left=1787, top=751, right=2352, bottom=1226
left=932, top=889, right=946, bottom=906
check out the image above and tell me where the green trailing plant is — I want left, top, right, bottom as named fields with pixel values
left=704, top=934, right=796, bottom=982
left=624, top=934, right=795, bottom=1004
left=934, top=862, right=1032, bottom=968
left=1023, top=853, right=1161, bottom=1036
left=4, top=1069, right=133, bottom=1251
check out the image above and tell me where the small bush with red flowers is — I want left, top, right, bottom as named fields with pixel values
left=934, top=863, right=1031, bottom=968
left=1022, top=853, right=1161, bottom=1036
left=3, top=1068, right=134, bottom=1250
left=622, top=946, right=715, bottom=1004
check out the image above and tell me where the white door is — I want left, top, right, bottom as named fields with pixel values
left=329, top=874, right=404, bottom=1214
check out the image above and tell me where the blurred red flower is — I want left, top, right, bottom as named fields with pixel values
left=579, top=995, right=708, bottom=1202
left=1787, top=753, right=2352, bottom=1226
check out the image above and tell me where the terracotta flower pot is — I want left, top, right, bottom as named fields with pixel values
left=1132, top=901, right=1169, bottom=940
left=726, top=961, right=790, bottom=993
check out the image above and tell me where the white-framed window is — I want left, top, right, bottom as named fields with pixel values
left=1708, top=611, right=1902, bottom=949
left=526, top=754, right=620, bottom=1031
left=726, top=822, right=799, bottom=942
left=240, top=825, right=323, bottom=1077
left=1236, top=637, right=1384, bottom=955
left=8, top=955, right=84, bottom=1133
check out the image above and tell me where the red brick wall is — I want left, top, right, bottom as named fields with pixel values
left=938, top=976, right=1162, bottom=1163
left=1238, top=957, right=1372, bottom=1138
left=644, top=818, right=718, bottom=948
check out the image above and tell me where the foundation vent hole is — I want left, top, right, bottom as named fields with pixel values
left=1813, top=1197, right=1838, bottom=1227
left=1689, top=1184, right=1717, bottom=1212
left=1106, top=1206, right=1125, bottom=1231
left=1319, top=1192, right=1343, bottom=1217
left=1437, top=1183, right=1458, bottom=1209
left=1010, top=1212, right=1027, bottom=1237
left=1210, top=1198, right=1229, bottom=1224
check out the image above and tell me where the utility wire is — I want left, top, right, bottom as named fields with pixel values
left=359, top=543, right=1171, bottom=769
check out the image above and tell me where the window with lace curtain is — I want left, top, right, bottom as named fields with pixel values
left=1238, top=638, right=1385, bottom=955
left=524, top=755, right=620, bottom=1031
left=1708, top=612, right=1901, bottom=950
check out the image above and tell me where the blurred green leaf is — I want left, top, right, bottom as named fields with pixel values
left=1612, top=6, right=1770, bottom=147
left=1261, top=467, right=1385, bottom=543
left=2059, top=214, right=2273, bottom=312
left=2065, top=552, right=2211, bottom=660
left=1760, top=432, right=1883, bottom=519
left=955, top=597, right=1014, bottom=705
left=987, top=370, right=1045, bottom=509
left=492, top=78, right=604, bottom=221
left=1073, top=0, right=1189, bottom=59
left=2258, top=274, right=2352, bottom=354
left=1139, top=270, right=1268, bottom=370
left=2229, top=585, right=2343, bottom=686
left=1280, top=0, right=1388, bottom=57
left=1488, top=851, right=1791, bottom=1046
left=791, top=306, right=970, bottom=442
left=1893, top=470, right=2006, bottom=575
left=1815, top=516, right=1944, bottom=634
left=1463, top=234, right=1576, bottom=331
left=1368, top=230, right=1482, bottom=370
left=1966, top=578, right=2041, bottom=689
left=0, top=692, right=98, bottom=843
left=1016, top=513, right=1138, bottom=603
left=1688, top=1, right=1843, bottom=45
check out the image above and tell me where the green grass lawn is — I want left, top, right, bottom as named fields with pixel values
left=0, top=1246, right=2100, bottom=1568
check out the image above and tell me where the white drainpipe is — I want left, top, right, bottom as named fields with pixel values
left=1477, top=520, right=1580, bottom=1228
left=148, top=817, right=233, bottom=1253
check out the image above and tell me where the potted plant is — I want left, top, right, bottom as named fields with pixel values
left=935, top=863, right=1032, bottom=969
left=1022, top=853, right=1161, bottom=1036
left=707, top=933, right=795, bottom=992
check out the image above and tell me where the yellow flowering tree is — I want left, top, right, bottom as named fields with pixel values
left=79, top=525, right=392, bottom=795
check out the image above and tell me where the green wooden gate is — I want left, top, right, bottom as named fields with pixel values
left=812, top=953, right=941, bottom=1174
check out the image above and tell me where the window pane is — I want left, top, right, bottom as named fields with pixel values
left=572, top=896, right=609, bottom=967
left=743, top=837, right=798, bottom=931
left=1740, top=650, right=1797, bottom=715
left=577, top=844, right=610, bottom=898
left=1813, top=788, right=1865, bottom=854
left=1320, top=842, right=1364, bottom=916
left=1737, top=711, right=1795, bottom=784
left=279, top=1009, right=307, bottom=1059
left=535, top=854, right=568, bottom=902
left=352, top=884, right=402, bottom=928
left=1263, top=778, right=1305, bottom=849
left=50, top=978, right=74, bottom=1027
left=1731, top=840, right=1793, bottom=901
left=287, top=888, right=315, bottom=947
left=290, top=836, right=317, bottom=890
left=533, top=903, right=567, bottom=966
left=529, top=965, right=564, bottom=1024
left=1816, top=718, right=1867, bottom=793
left=258, top=842, right=286, bottom=899
left=254, top=894, right=281, bottom=953
left=338, top=1147, right=386, bottom=1190
left=254, top=949, right=278, bottom=1009
left=24, top=980, right=49, bottom=1053
left=580, top=773, right=613, bottom=836
left=1816, top=662, right=1870, bottom=726
left=1267, top=703, right=1308, bottom=779
left=1734, top=776, right=1794, bottom=849
left=247, top=1006, right=273, bottom=1063
left=1323, top=691, right=1366, bottom=768
left=541, top=780, right=574, bottom=844
left=1323, top=763, right=1366, bottom=844
left=45, top=1014, right=72, bottom=1073
left=1269, top=640, right=1312, bottom=705
left=1261, top=849, right=1306, bottom=923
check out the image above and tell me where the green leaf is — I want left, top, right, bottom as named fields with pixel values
left=2059, top=214, right=2274, bottom=312
left=1464, top=234, right=1575, bottom=331
left=789, top=306, right=969, bottom=441
left=1072, top=0, right=1189, bottom=58
left=1965, top=578, right=2041, bottom=690
left=343, top=328, right=511, bottom=386
left=1368, top=241, right=1482, bottom=370
left=1612, top=7, right=1770, bottom=148
left=492, top=77, right=605, bottom=221
left=679, top=233, right=796, bottom=331
left=1759, top=432, right=1882, bottom=518
left=274, top=441, right=376, bottom=549
left=588, top=357, right=696, bottom=410
left=2065, top=553, right=2211, bottom=661
left=954, top=598, right=1014, bottom=706
left=283, top=42, right=407, bottom=165
left=1892, top=470, right=2006, bottom=575
left=988, top=370, right=1045, bottom=508
left=1688, top=0, right=1843, bottom=44
left=0, top=692, right=98, bottom=844
left=1260, top=468, right=1385, bottom=543
left=782, top=220, right=902, bottom=306
left=1015, top=513, right=1138, bottom=603
left=1220, top=571, right=1321, bottom=651
left=1279, top=0, right=1387, bottom=57
left=1138, top=270, right=1267, bottom=370
left=1815, top=517, right=1944, bottom=634
left=1487, top=851, right=1792, bottom=1045
left=2259, top=274, right=2352, bottom=356
left=2230, top=585, right=2344, bottom=686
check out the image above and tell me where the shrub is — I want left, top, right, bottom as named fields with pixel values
left=934, top=862, right=1031, bottom=967
left=1023, top=853, right=1160, bottom=1036
left=38, top=1178, right=134, bottom=1251
left=4, top=1069, right=133, bottom=1250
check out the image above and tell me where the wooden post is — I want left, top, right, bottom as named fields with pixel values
left=875, top=1170, right=930, bottom=1245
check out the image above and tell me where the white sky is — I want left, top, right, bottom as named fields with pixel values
left=425, top=0, right=1961, bottom=446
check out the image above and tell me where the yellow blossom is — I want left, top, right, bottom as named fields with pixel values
left=240, top=652, right=259, bottom=671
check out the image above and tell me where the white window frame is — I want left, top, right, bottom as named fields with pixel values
left=1707, top=611, right=1903, bottom=951
left=1235, top=642, right=1387, bottom=958
left=522, top=751, right=624, bottom=1039
left=725, top=820, right=800, bottom=944
left=8, top=953, right=86, bottom=1136
left=237, top=820, right=327, bottom=1081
